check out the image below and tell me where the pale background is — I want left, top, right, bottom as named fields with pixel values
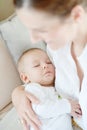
left=0, top=0, right=14, bottom=21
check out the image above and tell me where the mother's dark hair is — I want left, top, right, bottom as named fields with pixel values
left=13, top=0, right=87, bottom=16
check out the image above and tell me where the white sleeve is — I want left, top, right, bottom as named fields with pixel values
left=32, top=98, right=71, bottom=118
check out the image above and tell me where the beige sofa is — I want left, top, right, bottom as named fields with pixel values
left=0, top=38, right=21, bottom=111
left=0, top=39, right=22, bottom=130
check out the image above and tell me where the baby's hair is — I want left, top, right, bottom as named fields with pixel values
left=17, top=48, right=45, bottom=73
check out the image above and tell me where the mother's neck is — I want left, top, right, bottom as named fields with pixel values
left=73, top=31, right=87, bottom=57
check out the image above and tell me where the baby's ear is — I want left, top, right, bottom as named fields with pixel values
left=20, top=72, right=30, bottom=83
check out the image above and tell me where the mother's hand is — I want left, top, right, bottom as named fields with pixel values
left=12, top=86, right=41, bottom=130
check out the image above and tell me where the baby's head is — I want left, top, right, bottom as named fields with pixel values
left=18, top=48, right=55, bottom=86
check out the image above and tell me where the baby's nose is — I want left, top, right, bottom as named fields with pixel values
left=43, top=63, right=48, bottom=69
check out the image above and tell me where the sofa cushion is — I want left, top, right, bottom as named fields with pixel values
left=0, top=39, right=21, bottom=111
left=0, top=107, right=23, bottom=130
left=0, top=15, right=46, bottom=63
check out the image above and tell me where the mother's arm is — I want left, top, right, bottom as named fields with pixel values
left=12, top=86, right=41, bottom=130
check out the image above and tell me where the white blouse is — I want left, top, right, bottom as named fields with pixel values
left=47, top=43, right=87, bottom=100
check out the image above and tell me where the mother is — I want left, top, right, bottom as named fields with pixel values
left=12, top=0, right=87, bottom=130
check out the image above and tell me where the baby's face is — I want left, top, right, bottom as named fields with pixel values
left=23, top=49, right=55, bottom=86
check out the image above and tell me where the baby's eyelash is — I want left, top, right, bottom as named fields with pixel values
left=46, top=61, right=52, bottom=64
left=34, top=64, right=40, bottom=67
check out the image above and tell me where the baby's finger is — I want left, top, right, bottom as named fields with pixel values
left=75, top=112, right=82, bottom=118
left=73, top=112, right=81, bottom=118
left=75, top=108, right=82, bottom=115
left=76, top=104, right=81, bottom=109
left=73, top=110, right=82, bottom=118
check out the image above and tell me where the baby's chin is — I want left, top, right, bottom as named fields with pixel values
left=40, top=80, right=54, bottom=87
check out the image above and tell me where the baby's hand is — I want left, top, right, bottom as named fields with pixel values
left=68, top=99, right=82, bottom=118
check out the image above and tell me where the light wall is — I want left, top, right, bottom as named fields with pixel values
left=0, top=0, right=15, bottom=21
